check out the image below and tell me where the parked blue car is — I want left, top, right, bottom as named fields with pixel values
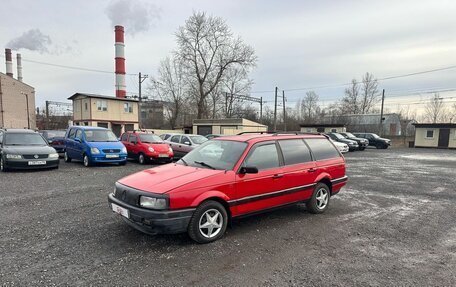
left=64, top=126, right=127, bottom=167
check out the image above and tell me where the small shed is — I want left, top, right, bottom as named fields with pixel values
left=413, top=123, right=456, bottom=149
left=300, top=124, right=346, bottom=133
left=192, top=118, right=267, bottom=136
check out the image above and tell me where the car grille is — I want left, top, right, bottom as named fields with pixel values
left=103, top=149, right=120, bottom=153
left=22, top=154, right=48, bottom=159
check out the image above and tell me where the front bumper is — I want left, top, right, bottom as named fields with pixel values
left=348, top=145, right=359, bottom=151
left=4, top=158, right=59, bottom=170
left=108, top=193, right=194, bottom=235
left=91, top=154, right=127, bottom=163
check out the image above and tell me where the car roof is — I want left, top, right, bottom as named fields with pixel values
left=214, top=133, right=327, bottom=143
left=2, top=128, right=37, bottom=133
left=70, top=126, right=107, bottom=130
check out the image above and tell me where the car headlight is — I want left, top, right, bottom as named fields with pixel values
left=121, top=147, right=127, bottom=154
left=6, top=154, right=22, bottom=159
left=49, top=153, right=59, bottom=158
left=139, top=196, right=168, bottom=210
left=148, top=147, right=155, bottom=152
left=90, top=147, right=100, bottom=154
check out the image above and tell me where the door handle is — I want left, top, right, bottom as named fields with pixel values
left=308, top=168, right=317, bottom=173
left=272, top=174, right=284, bottom=179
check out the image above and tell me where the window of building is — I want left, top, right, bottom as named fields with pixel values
left=331, top=128, right=337, bottom=132
left=84, top=122, right=89, bottom=126
left=124, top=103, right=133, bottom=113
left=97, top=122, right=109, bottom=128
left=278, top=139, right=312, bottom=165
left=97, top=100, right=107, bottom=111
left=244, top=143, right=280, bottom=171
left=426, top=130, right=434, bottom=139
left=305, top=138, right=341, bottom=161
left=85, top=102, right=88, bottom=111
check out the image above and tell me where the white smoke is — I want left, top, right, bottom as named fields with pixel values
left=7, top=29, right=52, bottom=54
left=105, top=0, right=161, bottom=35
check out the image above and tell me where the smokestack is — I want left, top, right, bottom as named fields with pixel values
left=5, top=48, right=13, bottom=77
left=114, top=25, right=126, bottom=98
left=17, top=53, right=23, bottom=82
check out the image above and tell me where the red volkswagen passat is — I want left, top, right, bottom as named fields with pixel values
left=108, top=133, right=347, bottom=243
left=120, top=131, right=173, bottom=164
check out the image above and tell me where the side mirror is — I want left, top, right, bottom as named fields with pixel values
left=239, top=166, right=259, bottom=174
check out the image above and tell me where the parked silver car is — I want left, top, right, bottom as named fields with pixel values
left=162, top=133, right=208, bottom=158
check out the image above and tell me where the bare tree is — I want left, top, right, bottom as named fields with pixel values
left=222, top=66, right=253, bottom=118
left=150, top=57, right=187, bottom=129
left=424, top=93, right=447, bottom=123
left=175, top=11, right=257, bottom=119
left=300, top=91, right=320, bottom=123
left=360, top=72, right=380, bottom=114
left=341, top=79, right=360, bottom=114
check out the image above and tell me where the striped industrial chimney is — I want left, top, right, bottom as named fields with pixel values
left=5, top=48, right=13, bottom=77
left=114, top=25, right=126, bottom=98
left=17, top=53, right=23, bottom=82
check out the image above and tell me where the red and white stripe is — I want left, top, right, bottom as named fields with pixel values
left=115, top=25, right=126, bottom=98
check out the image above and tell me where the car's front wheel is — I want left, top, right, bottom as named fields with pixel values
left=83, top=154, right=91, bottom=167
left=0, top=157, right=9, bottom=172
left=64, top=151, right=71, bottom=162
left=188, top=200, right=228, bottom=244
left=306, top=183, right=330, bottom=214
left=138, top=153, right=146, bottom=164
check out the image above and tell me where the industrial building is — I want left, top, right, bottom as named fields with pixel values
left=413, top=123, right=456, bottom=149
left=68, top=93, right=139, bottom=136
left=0, top=49, right=36, bottom=129
left=193, top=118, right=267, bottom=135
left=300, top=124, right=346, bottom=133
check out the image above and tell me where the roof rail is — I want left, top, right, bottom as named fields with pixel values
left=236, top=131, right=323, bottom=136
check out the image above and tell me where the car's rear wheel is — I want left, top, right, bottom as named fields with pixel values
left=64, top=151, right=71, bottom=162
left=188, top=200, right=228, bottom=244
left=0, top=157, right=9, bottom=172
left=306, top=183, right=330, bottom=214
left=138, top=153, right=146, bottom=164
left=83, top=154, right=91, bottom=167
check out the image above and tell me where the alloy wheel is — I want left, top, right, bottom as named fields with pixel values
left=315, top=188, right=329, bottom=209
left=139, top=154, right=145, bottom=164
left=198, top=209, right=223, bottom=239
left=83, top=155, right=89, bottom=167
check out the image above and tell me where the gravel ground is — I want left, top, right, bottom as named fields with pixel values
left=0, top=148, right=455, bottom=286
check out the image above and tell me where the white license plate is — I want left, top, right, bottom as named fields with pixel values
left=111, top=203, right=129, bottom=218
left=158, top=154, right=169, bottom=158
left=106, top=154, right=119, bottom=158
left=28, top=161, right=46, bottom=165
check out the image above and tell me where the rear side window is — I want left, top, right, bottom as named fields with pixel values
left=278, top=139, right=312, bottom=165
left=170, top=135, right=180, bottom=143
left=120, top=133, right=128, bottom=141
left=305, top=138, right=341, bottom=161
left=244, top=143, right=280, bottom=170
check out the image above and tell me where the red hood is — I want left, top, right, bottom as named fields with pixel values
left=118, top=164, right=224, bottom=194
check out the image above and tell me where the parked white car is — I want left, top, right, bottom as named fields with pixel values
left=331, top=139, right=349, bottom=153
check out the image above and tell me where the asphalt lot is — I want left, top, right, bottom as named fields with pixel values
left=1, top=147, right=455, bottom=286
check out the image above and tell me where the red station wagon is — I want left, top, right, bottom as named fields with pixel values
left=108, top=132, right=347, bottom=243
left=120, top=131, right=174, bottom=164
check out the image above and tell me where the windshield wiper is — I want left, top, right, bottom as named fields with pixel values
left=180, top=158, right=188, bottom=166
left=194, top=161, right=216, bottom=170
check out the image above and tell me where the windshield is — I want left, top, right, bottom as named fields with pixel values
left=344, top=132, right=355, bottom=138
left=332, top=133, right=345, bottom=139
left=189, top=135, right=208, bottom=145
left=179, top=140, right=247, bottom=170
left=4, top=133, right=48, bottom=146
left=46, top=130, right=66, bottom=138
left=84, top=130, right=118, bottom=142
left=139, top=134, right=163, bottom=143
left=371, top=133, right=380, bottom=138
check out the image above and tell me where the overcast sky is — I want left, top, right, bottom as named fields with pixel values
left=1, top=0, right=455, bottom=114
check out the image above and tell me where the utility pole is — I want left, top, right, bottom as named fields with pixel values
left=138, top=72, right=148, bottom=128
left=260, top=97, right=263, bottom=123
left=379, top=89, right=385, bottom=136
left=282, top=90, right=286, bottom=131
left=273, top=87, right=278, bottom=131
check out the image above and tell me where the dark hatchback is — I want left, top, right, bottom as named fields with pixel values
left=40, top=130, right=66, bottom=154
left=326, top=132, right=359, bottom=151
left=338, top=132, right=369, bottom=150
left=0, top=129, right=59, bottom=172
left=352, top=132, right=391, bottom=149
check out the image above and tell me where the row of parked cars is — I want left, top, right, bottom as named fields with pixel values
left=0, top=127, right=211, bottom=171
left=326, top=132, right=391, bottom=153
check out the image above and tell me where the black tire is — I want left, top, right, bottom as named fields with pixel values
left=359, top=147, right=366, bottom=151
left=376, top=143, right=383, bottom=149
left=306, top=183, right=330, bottom=214
left=188, top=200, right=228, bottom=244
left=383, top=145, right=389, bottom=149
left=0, top=157, right=9, bottom=172
left=138, top=153, right=146, bottom=165
left=64, top=151, right=72, bottom=162
left=83, top=154, right=92, bottom=167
